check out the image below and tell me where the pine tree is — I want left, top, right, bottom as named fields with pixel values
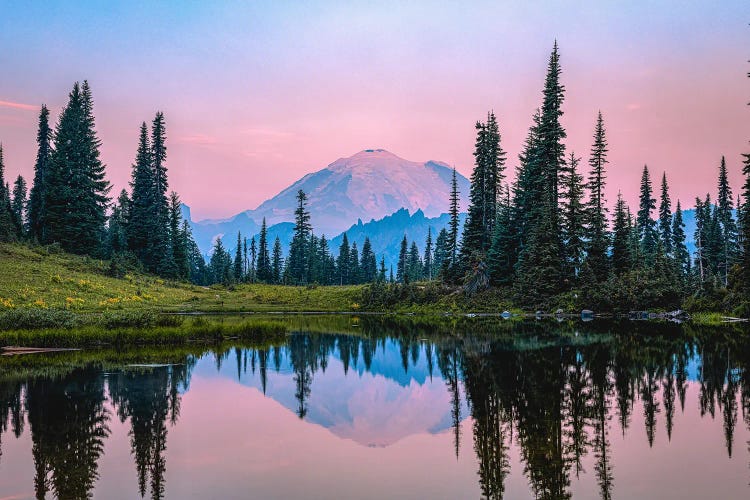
left=742, top=143, right=750, bottom=295
left=611, top=193, right=631, bottom=276
left=447, top=167, right=460, bottom=271
left=149, top=111, right=174, bottom=276
left=637, top=165, right=657, bottom=257
left=716, top=156, right=737, bottom=286
left=11, top=175, right=27, bottom=235
left=407, top=241, right=422, bottom=282
left=459, top=112, right=505, bottom=268
left=423, top=228, right=433, bottom=280
left=170, top=192, right=189, bottom=280
left=46, top=82, right=111, bottom=255
left=337, top=233, right=350, bottom=285
left=434, top=228, right=448, bottom=277
left=671, top=200, right=690, bottom=278
left=585, top=112, right=610, bottom=281
left=694, top=196, right=709, bottom=284
left=233, top=231, right=244, bottom=282
left=127, top=122, right=154, bottom=265
left=272, top=236, right=283, bottom=284
left=349, top=241, right=361, bottom=284
left=397, top=235, right=408, bottom=283
left=561, top=152, right=586, bottom=281
left=378, top=256, right=387, bottom=282
left=487, top=185, right=516, bottom=286
left=209, top=238, right=231, bottom=284
left=257, top=218, right=272, bottom=282
left=0, top=145, right=16, bottom=242
left=360, top=237, right=377, bottom=282
left=28, top=105, right=52, bottom=243
left=658, top=172, right=672, bottom=254
left=287, top=190, right=312, bottom=284
left=107, top=189, right=130, bottom=257
left=249, top=237, right=257, bottom=283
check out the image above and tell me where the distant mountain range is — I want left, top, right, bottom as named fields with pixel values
left=183, top=149, right=471, bottom=267
left=182, top=148, right=707, bottom=268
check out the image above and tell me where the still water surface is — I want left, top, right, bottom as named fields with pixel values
left=0, top=316, right=748, bottom=499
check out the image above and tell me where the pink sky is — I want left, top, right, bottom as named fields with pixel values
left=0, top=2, right=747, bottom=220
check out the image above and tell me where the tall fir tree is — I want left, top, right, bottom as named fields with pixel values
left=169, top=192, right=189, bottom=280
left=107, top=189, right=130, bottom=257
left=611, top=193, right=632, bottom=276
left=434, top=228, right=448, bottom=277
left=637, top=165, right=657, bottom=257
left=671, top=200, right=690, bottom=278
left=487, top=185, right=516, bottom=286
left=0, top=145, right=16, bottom=241
left=337, top=233, right=350, bottom=285
left=256, top=218, right=272, bottom=282
left=272, top=236, right=284, bottom=284
left=28, top=105, right=53, bottom=243
left=459, top=112, right=505, bottom=268
left=423, top=228, right=433, bottom=280
left=148, top=111, right=174, bottom=276
left=287, top=190, right=312, bottom=284
left=447, top=167, right=460, bottom=272
left=561, top=152, right=586, bottom=281
left=360, top=237, right=377, bottom=282
left=397, top=235, right=408, bottom=283
left=233, top=231, right=244, bottom=282
left=127, top=122, right=154, bottom=265
left=407, top=241, right=422, bottom=282
left=11, top=175, right=27, bottom=235
left=349, top=241, right=361, bottom=284
left=716, top=156, right=737, bottom=286
left=46, top=82, right=111, bottom=255
left=585, top=112, right=610, bottom=281
left=658, top=172, right=672, bottom=254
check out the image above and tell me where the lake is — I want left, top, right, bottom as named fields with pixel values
left=0, top=316, right=748, bottom=499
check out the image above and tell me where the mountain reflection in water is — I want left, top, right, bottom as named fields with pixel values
left=0, top=316, right=748, bottom=499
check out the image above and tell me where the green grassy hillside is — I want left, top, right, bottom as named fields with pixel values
left=0, top=243, right=363, bottom=313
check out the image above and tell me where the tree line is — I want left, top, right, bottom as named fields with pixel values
left=434, top=42, right=750, bottom=312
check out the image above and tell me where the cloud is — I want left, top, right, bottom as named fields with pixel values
left=0, top=99, right=37, bottom=111
left=175, top=134, right=219, bottom=146
left=627, top=103, right=642, bottom=111
left=241, top=127, right=294, bottom=139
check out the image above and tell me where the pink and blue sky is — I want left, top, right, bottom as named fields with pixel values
left=0, top=1, right=748, bottom=220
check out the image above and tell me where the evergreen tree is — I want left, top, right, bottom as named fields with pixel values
left=169, top=192, right=189, bottom=280
left=637, top=165, right=657, bottom=257
left=487, top=185, right=516, bottom=286
left=249, top=237, right=257, bottom=283
left=11, top=175, right=26, bottom=235
left=0, top=145, right=18, bottom=242
left=407, top=241, right=422, bottom=282
left=397, top=235, right=408, bottom=283
left=46, top=82, right=111, bottom=255
left=28, top=105, right=53, bottom=242
left=378, top=256, right=387, bottom=282
left=256, top=218, right=272, bottom=282
left=743, top=137, right=750, bottom=294
left=360, top=237, right=377, bottom=282
left=287, top=190, right=312, bottom=284
left=434, top=228, right=448, bottom=277
left=561, top=152, right=586, bottom=281
left=127, top=122, right=154, bottom=265
left=349, top=241, right=361, bottom=284
left=107, top=189, right=130, bottom=257
left=272, top=236, right=284, bottom=284
left=716, top=156, right=737, bottom=286
left=694, top=196, right=711, bottom=284
left=148, top=112, right=174, bottom=276
left=671, top=200, right=690, bottom=278
left=447, top=167, right=461, bottom=271
left=460, top=112, right=506, bottom=267
left=585, top=112, right=610, bottom=281
left=233, top=231, right=244, bottom=282
left=658, top=172, right=673, bottom=254
left=611, top=193, right=631, bottom=276
left=423, top=228, right=433, bottom=280
left=337, top=233, right=350, bottom=285
left=209, top=238, right=232, bottom=284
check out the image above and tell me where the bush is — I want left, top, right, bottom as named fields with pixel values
left=0, top=308, right=80, bottom=330
left=98, top=311, right=157, bottom=329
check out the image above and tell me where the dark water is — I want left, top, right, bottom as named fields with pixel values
left=0, top=316, right=749, bottom=499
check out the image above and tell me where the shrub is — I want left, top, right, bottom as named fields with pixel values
left=0, top=308, right=79, bottom=330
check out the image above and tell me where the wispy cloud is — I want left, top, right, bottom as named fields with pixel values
left=0, top=99, right=37, bottom=111
left=175, top=134, right=219, bottom=146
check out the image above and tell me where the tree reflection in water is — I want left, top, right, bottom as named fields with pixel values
left=0, top=317, right=748, bottom=499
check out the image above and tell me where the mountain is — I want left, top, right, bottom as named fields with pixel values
left=185, top=149, right=471, bottom=254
